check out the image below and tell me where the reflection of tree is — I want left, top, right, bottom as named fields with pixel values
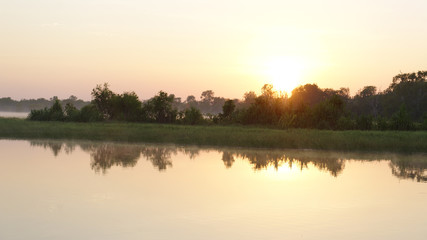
left=180, top=147, right=200, bottom=160
left=240, top=152, right=285, bottom=170
left=30, top=141, right=75, bottom=156
left=295, top=156, right=345, bottom=177
left=30, top=141, right=178, bottom=173
left=390, top=156, right=427, bottom=182
left=226, top=150, right=345, bottom=177
left=28, top=140, right=426, bottom=181
left=89, top=144, right=141, bottom=174
left=141, top=147, right=175, bottom=171
left=222, top=152, right=235, bottom=168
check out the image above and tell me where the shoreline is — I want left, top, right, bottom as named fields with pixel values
left=0, top=118, right=426, bottom=153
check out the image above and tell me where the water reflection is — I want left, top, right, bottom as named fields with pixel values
left=30, top=140, right=426, bottom=182
left=391, top=158, right=427, bottom=182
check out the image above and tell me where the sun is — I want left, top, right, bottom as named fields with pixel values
left=264, top=56, right=305, bottom=94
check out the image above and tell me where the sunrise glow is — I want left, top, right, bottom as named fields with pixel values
left=263, top=56, right=306, bottom=94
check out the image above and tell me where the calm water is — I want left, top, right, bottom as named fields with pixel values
left=0, top=140, right=426, bottom=240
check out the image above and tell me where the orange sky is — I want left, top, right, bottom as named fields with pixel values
left=1, top=0, right=427, bottom=100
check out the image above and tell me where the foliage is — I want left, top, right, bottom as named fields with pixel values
left=219, top=99, right=236, bottom=123
left=64, top=103, right=81, bottom=122
left=390, top=105, right=415, bottom=131
left=278, top=113, right=296, bottom=129
left=375, top=116, right=389, bottom=131
left=182, top=107, right=204, bottom=125
left=0, top=96, right=89, bottom=112
left=311, top=95, right=345, bottom=129
left=356, top=115, right=373, bottom=130
left=91, top=83, right=115, bottom=120
left=79, top=104, right=103, bottom=122
left=28, top=99, right=64, bottom=121
left=143, top=91, right=177, bottom=123
left=25, top=70, right=426, bottom=131
left=111, top=92, right=142, bottom=121
left=336, top=116, right=355, bottom=130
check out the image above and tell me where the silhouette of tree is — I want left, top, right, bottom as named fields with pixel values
left=143, top=91, right=177, bottom=123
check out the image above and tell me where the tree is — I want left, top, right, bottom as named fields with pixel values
left=243, top=91, right=257, bottom=106
left=143, top=91, right=177, bottom=123
left=311, top=95, right=345, bottom=129
left=391, top=104, right=414, bottom=130
left=261, top=84, right=275, bottom=99
left=220, top=99, right=236, bottom=121
left=358, top=86, right=377, bottom=98
left=28, top=99, right=65, bottom=121
left=91, top=83, right=115, bottom=120
left=111, top=92, right=142, bottom=121
left=200, top=90, right=214, bottom=104
left=390, top=71, right=427, bottom=91
left=80, top=104, right=103, bottom=122
left=64, top=103, right=80, bottom=121
left=352, top=86, right=380, bottom=117
left=182, top=107, right=203, bottom=125
left=290, top=84, right=327, bottom=109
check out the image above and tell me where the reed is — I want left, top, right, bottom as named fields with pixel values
left=0, top=118, right=425, bottom=152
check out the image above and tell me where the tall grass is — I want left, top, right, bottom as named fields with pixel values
left=0, top=118, right=426, bottom=152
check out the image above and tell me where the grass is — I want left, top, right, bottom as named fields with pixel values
left=0, top=117, right=426, bottom=152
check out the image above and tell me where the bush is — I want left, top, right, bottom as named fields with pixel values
left=80, top=104, right=103, bottom=122
left=278, top=113, right=296, bottom=129
left=64, top=103, right=81, bottom=122
left=391, top=105, right=414, bottom=130
left=182, top=107, right=204, bottom=125
left=48, top=100, right=65, bottom=121
left=376, top=116, right=389, bottom=131
left=356, top=115, right=373, bottom=130
left=28, top=99, right=64, bottom=121
left=28, top=108, right=50, bottom=121
left=337, top=116, right=355, bottom=130
left=142, top=91, right=177, bottom=123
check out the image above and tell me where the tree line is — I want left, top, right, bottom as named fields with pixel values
left=0, top=96, right=89, bottom=112
left=28, top=71, right=427, bottom=130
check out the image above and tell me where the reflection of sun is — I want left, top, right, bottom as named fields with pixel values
left=264, top=56, right=305, bottom=94
left=261, top=163, right=303, bottom=181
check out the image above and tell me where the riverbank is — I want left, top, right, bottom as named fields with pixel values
left=0, top=118, right=426, bottom=152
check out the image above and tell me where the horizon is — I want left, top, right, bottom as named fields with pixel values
left=0, top=77, right=404, bottom=102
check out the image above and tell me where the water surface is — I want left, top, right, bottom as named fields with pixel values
left=0, top=140, right=426, bottom=240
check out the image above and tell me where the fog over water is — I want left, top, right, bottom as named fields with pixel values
left=0, top=111, right=29, bottom=118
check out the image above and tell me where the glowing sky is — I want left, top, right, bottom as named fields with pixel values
left=1, top=0, right=427, bottom=100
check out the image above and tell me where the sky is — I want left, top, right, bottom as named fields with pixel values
left=1, top=0, right=427, bottom=101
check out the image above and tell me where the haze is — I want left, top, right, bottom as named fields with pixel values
left=1, top=0, right=427, bottom=100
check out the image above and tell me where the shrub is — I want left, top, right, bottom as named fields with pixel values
left=80, top=104, right=103, bottom=122
left=182, top=107, right=204, bottom=125
left=391, top=105, right=414, bottom=130
left=356, top=115, right=373, bottom=130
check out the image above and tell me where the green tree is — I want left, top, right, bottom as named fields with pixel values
left=220, top=99, right=236, bottom=121
left=391, top=104, right=414, bottom=130
left=143, top=91, right=177, bottom=123
left=80, top=104, right=103, bottom=122
left=111, top=92, right=142, bottom=121
left=48, top=99, right=65, bottom=121
left=64, top=103, right=80, bottom=121
left=182, top=107, right=203, bottom=125
left=91, top=83, right=115, bottom=120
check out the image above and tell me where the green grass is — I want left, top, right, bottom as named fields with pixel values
left=0, top=117, right=426, bottom=152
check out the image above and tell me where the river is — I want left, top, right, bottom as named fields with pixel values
left=0, top=139, right=425, bottom=240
